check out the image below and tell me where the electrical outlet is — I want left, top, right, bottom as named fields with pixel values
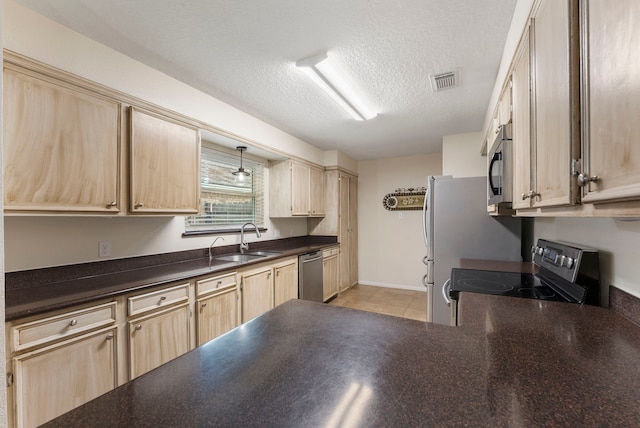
left=99, top=241, right=110, bottom=257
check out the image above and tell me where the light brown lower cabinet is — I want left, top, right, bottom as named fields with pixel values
left=127, top=303, right=191, bottom=379
left=323, top=247, right=339, bottom=301
left=196, top=272, right=240, bottom=346
left=241, top=265, right=274, bottom=323
left=10, top=326, right=117, bottom=428
left=274, top=258, right=298, bottom=307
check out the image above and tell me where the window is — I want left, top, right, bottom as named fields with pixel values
left=185, top=145, right=264, bottom=232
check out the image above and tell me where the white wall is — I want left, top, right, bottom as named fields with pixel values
left=442, top=131, right=486, bottom=177
left=534, top=217, right=640, bottom=302
left=358, top=154, right=442, bottom=291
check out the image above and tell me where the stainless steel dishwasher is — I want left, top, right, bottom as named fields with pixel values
left=298, top=251, right=324, bottom=302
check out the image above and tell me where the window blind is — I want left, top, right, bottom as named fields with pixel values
left=185, top=146, right=264, bottom=231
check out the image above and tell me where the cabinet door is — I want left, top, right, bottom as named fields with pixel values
left=3, top=68, right=120, bottom=213
left=531, top=0, right=579, bottom=207
left=338, top=176, right=351, bottom=292
left=580, top=0, right=640, bottom=203
left=498, top=80, right=512, bottom=126
left=12, top=327, right=117, bottom=428
left=274, top=259, right=298, bottom=306
left=290, top=161, right=310, bottom=215
left=196, top=288, right=239, bottom=346
left=130, top=108, right=200, bottom=214
left=241, top=267, right=274, bottom=322
left=512, top=29, right=533, bottom=209
left=128, top=303, right=190, bottom=379
left=348, top=178, right=358, bottom=288
left=322, top=254, right=339, bottom=301
left=309, top=166, right=325, bottom=216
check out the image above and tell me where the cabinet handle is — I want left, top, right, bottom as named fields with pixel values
left=267, top=272, right=272, bottom=279
left=135, top=324, right=142, bottom=331
left=134, top=202, right=144, bottom=208
left=201, top=303, right=207, bottom=308
left=522, top=190, right=540, bottom=201
left=107, top=201, right=117, bottom=208
left=577, top=173, right=599, bottom=187
left=69, top=319, right=78, bottom=327
left=105, top=334, right=114, bottom=340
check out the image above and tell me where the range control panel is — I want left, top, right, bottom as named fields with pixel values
left=532, top=239, right=598, bottom=284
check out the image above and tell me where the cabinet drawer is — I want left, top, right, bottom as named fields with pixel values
left=11, top=302, right=117, bottom=351
left=128, top=283, right=190, bottom=317
left=196, top=272, right=237, bottom=297
left=323, top=247, right=339, bottom=258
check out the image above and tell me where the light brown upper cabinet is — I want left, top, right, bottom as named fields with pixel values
left=269, top=159, right=325, bottom=217
left=3, top=65, right=121, bottom=213
left=129, top=107, right=200, bottom=214
left=578, top=0, right=640, bottom=204
left=528, top=0, right=581, bottom=208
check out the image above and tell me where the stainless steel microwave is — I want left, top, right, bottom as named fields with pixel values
left=487, top=123, right=513, bottom=206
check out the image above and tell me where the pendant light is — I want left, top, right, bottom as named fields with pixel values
left=232, top=146, right=250, bottom=181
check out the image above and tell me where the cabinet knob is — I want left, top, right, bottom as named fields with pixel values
left=522, top=190, right=540, bottom=201
left=159, top=296, right=167, bottom=302
left=135, top=324, right=142, bottom=331
left=105, top=334, right=114, bottom=340
left=107, top=201, right=117, bottom=208
left=577, top=173, right=599, bottom=187
left=217, top=281, right=222, bottom=288
left=134, top=202, right=144, bottom=208
left=201, top=303, right=207, bottom=308
left=68, top=319, right=78, bottom=327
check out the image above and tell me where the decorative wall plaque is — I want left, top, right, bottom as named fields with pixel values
left=382, top=187, right=426, bottom=211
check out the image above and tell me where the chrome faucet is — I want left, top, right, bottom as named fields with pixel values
left=240, top=222, right=261, bottom=253
left=208, top=236, right=224, bottom=262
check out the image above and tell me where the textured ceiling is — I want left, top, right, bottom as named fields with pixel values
left=14, top=0, right=517, bottom=160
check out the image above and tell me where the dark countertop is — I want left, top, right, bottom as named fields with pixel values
left=44, top=296, right=640, bottom=427
left=5, top=236, right=338, bottom=321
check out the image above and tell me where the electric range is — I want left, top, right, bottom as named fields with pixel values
left=449, top=239, right=601, bottom=306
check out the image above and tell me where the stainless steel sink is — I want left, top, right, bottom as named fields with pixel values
left=245, top=251, right=282, bottom=257
left=214, top=254, right=266, bottom=263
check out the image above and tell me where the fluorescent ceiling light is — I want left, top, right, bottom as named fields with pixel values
left=296, top=53, right=376, bottom=121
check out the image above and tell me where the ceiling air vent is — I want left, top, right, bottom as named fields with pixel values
left=429, top=69, right=460, bottom=92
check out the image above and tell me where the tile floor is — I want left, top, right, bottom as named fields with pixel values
left=329, top=284, right=427, bottom=322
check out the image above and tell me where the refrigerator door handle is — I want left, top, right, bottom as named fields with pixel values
left=422, top=183, right=429, bottom=250
left=422, top=274, right=429, bottom=288
left=422, top=255, right=429, bottom=265
left=442, top=279, right=451, bottom=306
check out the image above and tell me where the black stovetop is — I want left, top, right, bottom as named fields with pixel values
left=449, top=268, right=568, bottom=302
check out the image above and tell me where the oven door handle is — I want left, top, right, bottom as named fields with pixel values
left=488, top=151, right=502, bottom=194
left=442, top=279, right=451, bottom=306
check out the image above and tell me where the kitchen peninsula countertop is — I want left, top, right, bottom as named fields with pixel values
left=44, top=295, right=640, bottom=427
left=5, top=236, right=337, bottom=321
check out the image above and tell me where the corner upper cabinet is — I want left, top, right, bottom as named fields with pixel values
left=129, top=107, right=200, bottom=214
left=3, top=64, right=121, bottom=213
left=527, top=0, right=580, bottom=208
left=578, top=0, right=640, bottom=204
left=269, top=159, right=325, bottom=217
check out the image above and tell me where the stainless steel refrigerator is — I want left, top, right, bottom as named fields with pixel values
left=422, top=176, right=522, bottom=325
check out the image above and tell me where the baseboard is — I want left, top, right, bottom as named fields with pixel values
left=357, top=280, right=426, bottom=292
